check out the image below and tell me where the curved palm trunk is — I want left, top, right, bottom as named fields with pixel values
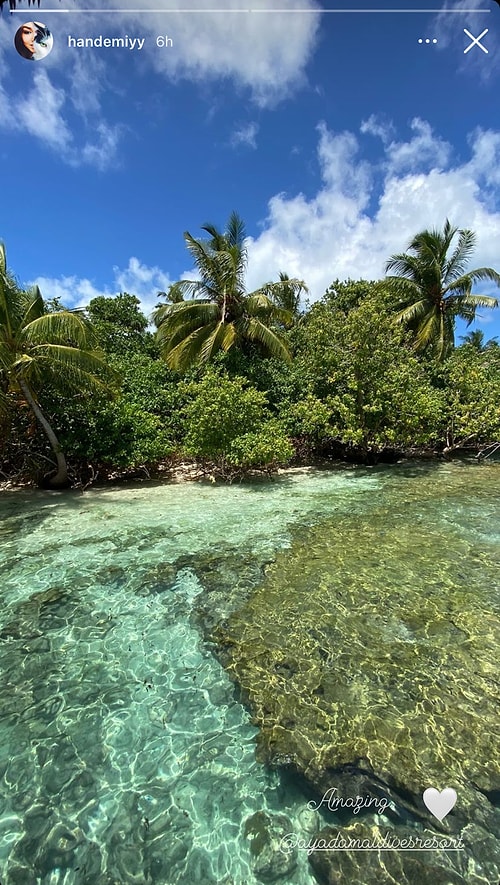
left=17, top=377, right=70, bottom=488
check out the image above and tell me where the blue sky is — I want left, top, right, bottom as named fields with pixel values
left=1, top=0, right=499, bottom=343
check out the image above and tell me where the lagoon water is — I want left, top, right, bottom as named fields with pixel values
left=0, top=463, right=499, bottom=884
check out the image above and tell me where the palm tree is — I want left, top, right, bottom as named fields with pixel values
left=0, top=243, right=113, bottom=487
left=459, top=330, right=486, bottom=350
left=156, top=283, right=185, bottom=305
left=383, top=219, right=500, bottom=361
left=153, top=213, right=302, bottom=370
left=263, top=271, right=308, bottom=321
left=459, top=330, right=499, bottom=351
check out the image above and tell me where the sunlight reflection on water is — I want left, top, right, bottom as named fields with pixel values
left=0, top=463, right=498, bottom=884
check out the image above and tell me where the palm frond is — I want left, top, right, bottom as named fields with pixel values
left=246, top=292, right=293, bottom=326
left=414, top=309, right=441, bottom=352
left=18, top=286, right=45, bottom=329
left=449, top=293, right=499, bottom=310
left=158, top=315, right=218, bottom=354
left=164, top=323, right=222, bottom=371
left=377, top=277, right=421, bottom=302
left=153, top=282, right=205, bottom=323
left=20, top=310, right=98, bottom=349
left=245, top=291, right=273, bottom=310
left=200, top=222, right=225, bottom=248
left=226, top=211, right=247, bottom=249
left=0, top=388, right=10, bottom=418
left=451, top=298, right=478, bottom=324
left=443, top=229, right=476, bottom=283
left=155, top=300, right=220, bottom=339
left=237, top=317, right=291, bottom=363
left=395, top=299, right=429, bottom=325
left=18, top=343, right=112, bottom=374
left=385, top=253, right=422, bottom=279
left=156, top=215, right=295, bottom=369
left=460, top=293, right=499, bottom=308
left=159, top=282, right=187, bottom=304
left=257, top=276, right=308, bottom=315
left=385, top=219, right=500, bottom=360
left=183, top=233, right=220, bottom=285
left=444, top=267, right=500, bottom=296
left=199, top=321, right=236, bottom=363
left=0, top=341, right=11, bottom=373
left=211, top=250, right=245, bottom=301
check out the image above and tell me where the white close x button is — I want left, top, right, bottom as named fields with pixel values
left=464, top=28, right=489, bottom=54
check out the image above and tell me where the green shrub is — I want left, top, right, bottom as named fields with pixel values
left=228, top=421, right=294, bottom=469
left=182, top=371, right=268, bottom=462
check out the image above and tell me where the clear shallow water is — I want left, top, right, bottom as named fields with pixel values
left=0, top=463, right=499, bottom=885
left=0, top=469, right=380, bottom=885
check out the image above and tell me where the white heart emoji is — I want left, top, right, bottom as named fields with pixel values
left=422, top=787, right=457, bottom=821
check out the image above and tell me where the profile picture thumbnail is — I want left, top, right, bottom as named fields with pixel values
left=14, top=22, right=53, bottom=60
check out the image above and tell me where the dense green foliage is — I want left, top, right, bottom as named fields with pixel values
left=1, top=219, right=500, bottom=486
left=289, top=289, right=446, bottom=452
left=442, top=343, right=500, bottom=445
left=86, top=292, right=156, bottom=357
left=181, top=371, right=293, bottom=470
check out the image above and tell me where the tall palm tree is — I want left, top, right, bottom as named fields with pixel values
left=153, top=213, right=302, bottom=370
left=0, top=243, right=113, bottom=487
left=383, top=219, right=500, bottom=361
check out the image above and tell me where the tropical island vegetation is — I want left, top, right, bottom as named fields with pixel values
left=1, top=215, right=499, bottom=488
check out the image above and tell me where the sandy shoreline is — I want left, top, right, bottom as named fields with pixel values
left=0, top=462, right=322, bottom=493
left=2, top=446, right=494, bottom=493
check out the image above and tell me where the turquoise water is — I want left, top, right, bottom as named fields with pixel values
left=0, top=463, right=499, bottom=884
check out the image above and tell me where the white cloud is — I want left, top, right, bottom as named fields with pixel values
left=386, top=118, right=451, bottom=175
left=79, top=122, right=123, bottom=171
left=1, top=0, right=318, bottom=164
left=17, top=70, right=72, bottom=151
left=32, top=257, right=174, bottom=319
left=111, top=0, right=321, bottom=108
left=362, top=116, right=451, bottom=175
left=36, top=0, right=319, bottom=109
left=114, top=257, right=174, bottom=314
left=31, top=119, right=500, bottom=326
left=360, top=114, right=395, bottom=146
left=33, top=275, right=109, bottom=306
left=68, top=52, right=108, bottom=118
left=0, top=16, right=120, bottom=168
left=230, top=121, right=259, bottom=149
left=466, top=128, right=500, bottom=187
left=245, top=120, right=500, bottom=301
left=0, top=66, right=121, bottom=169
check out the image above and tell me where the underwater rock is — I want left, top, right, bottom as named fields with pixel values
left=184, top=547, right=274, bottom=632
left=0, top=587, right=67, bottom=641
left=297, top=805, right=321, bottom=834
left=133, top=560, right=177, bottom=596
left=244, top=810, right=297, bottom=882
left=32, top=821, right=86, bottom=879
left=215, top=491, right=500, bottom=881
left=6, top=864, right=37, bottom=885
